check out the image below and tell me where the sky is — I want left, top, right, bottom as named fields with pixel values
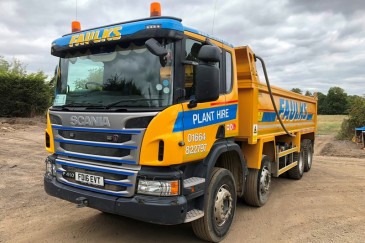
left=0, top=0, right=364, bottom=95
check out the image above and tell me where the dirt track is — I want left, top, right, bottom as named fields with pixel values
left=1, top=122, right=365, bottom=242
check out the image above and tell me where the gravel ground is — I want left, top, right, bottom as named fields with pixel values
left=0, top=121, right=364, bottom=243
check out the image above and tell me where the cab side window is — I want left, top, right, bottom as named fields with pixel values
left=184, top=38, right=224, bottom=99
left=184, top=39, right=203, bottom=99
left=225, top=51, right=233, bottom=93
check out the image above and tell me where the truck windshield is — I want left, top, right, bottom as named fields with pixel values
left=54, top=41, right=174, bottom=110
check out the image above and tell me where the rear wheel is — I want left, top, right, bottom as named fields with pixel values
left=288, top=149, right=305, bottom=180
left=244, top=156, right=271, bottom=207
left=302, top=139, right=313, bottom=172
left=192, top=168, right=236, bottom=242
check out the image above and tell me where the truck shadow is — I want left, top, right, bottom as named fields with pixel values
left=65, top=177, right=297, bottom=242
left=71, top=211, right=202, bottom=242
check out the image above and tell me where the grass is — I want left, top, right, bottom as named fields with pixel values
left=317, top=115, right=347, bottom=135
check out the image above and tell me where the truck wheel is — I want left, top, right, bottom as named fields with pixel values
left=244, top=155, right=271, bottom=207
left=191, top=167, right=236, bottom=242
left=302, top=139, right=313, bottom=172
left=288, top=149, right=305, bottom=180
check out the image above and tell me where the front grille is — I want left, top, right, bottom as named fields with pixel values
left=60, top=143, right=130, bottom=157
left=52, top=124, right=142, bottom=167
left=50, top=114, right=62, bottom=125
left=125, top=116, right=154, bottom=128
left=49, top=112, right=153, bottom=197
left=59, top=130, right=132, bottom=143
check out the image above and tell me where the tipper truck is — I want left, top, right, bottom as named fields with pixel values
left=44, top=3, right=317, bottom=242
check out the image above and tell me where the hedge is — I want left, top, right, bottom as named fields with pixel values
left=0, top=72, right=52, bottom=117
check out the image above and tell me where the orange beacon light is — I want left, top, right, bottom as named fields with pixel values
left=72, top=21, right=81, bottom=32
left=150, top=2, right=161, bottom=17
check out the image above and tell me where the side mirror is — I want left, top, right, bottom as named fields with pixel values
left=188, top=45, right=221, bottom=107
left=197, top=45, right=221, bottom=62
left=194, top=64, right=220, bottom=104
left=145, top=38, right=168, bottom=57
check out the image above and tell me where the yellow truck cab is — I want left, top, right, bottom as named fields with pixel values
left=44, top=3, right=317, bottom=242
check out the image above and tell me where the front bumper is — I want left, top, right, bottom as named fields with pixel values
left=44, top=175, right=188, bottom=225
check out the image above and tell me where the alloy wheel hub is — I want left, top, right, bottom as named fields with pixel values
left=260, top=167, right=271, bottom=195
left=214, top=185, right=233, bottom=226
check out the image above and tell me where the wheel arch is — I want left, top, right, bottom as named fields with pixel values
left=201, top=139, right=247, bottom=198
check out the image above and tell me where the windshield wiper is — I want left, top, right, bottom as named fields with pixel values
left=58, top=103, right=106, bottom=110
left=105, top=98, right=163, bottom=109
left=61, top=103, right=98, bottom=107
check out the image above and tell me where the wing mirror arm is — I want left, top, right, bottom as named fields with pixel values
left=145, top=38, right=168, bottom=67
left=182, top=60, right=199, bottom=66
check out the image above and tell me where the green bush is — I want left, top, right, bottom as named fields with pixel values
left=0, top=72, right=52, bottom=117
left=337, top=96, right=365, bottom=140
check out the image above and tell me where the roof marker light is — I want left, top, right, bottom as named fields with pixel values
left=150, top=2, right=161, bottom=17
left=72, top=21, right=81, bottom=32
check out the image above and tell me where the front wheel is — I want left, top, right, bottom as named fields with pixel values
left=192, top=168, right=236, bottom=242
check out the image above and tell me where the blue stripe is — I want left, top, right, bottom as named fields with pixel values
left=261, top=112, right=277, bottom=122
left=173, top=104, right=238, bottom=132
left=52, top=125, right=141, bottom=134
left=55, top=159, right=135, bottom=176
left=54, top=138, right=138, bottom=150
left=56, top=151, right=136, bottom=164
left=104, top=179, right=133, bottom=187
left=260, top=112, right=314, bottom=122
left=59, top=179, right=127, bottom=196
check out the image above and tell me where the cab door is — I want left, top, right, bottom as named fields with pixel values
left=178, top=37, right=231, bottom=163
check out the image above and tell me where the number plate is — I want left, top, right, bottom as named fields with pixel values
left=75, top=172, right=104, bottom=187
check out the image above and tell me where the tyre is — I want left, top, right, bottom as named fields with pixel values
left=192, top=168, right=236, bottom=242
left=244, top=155, right=271, bottom=207
left=302, top=139, right=313, bottom=172
left=288, top=149, right=305, bottom=180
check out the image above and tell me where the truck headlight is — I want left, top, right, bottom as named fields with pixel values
left=45, top=158, right=56, bottom=176
left=137, top=179, right=180, bottom=196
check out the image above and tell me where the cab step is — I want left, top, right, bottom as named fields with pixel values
left=184, top=209, right=204, bottom=223
left=183, top=177, right=205, bottom=188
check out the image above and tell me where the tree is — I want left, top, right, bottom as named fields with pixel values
left=338, top=96, right=365, bottom=140
left=291, top=88, right=302, bottom=94
left=347, top=95, right=362, bottom=113
left=103, top=74, right=142, bottom=95
left=74, top=68, right=103, bottom=90
left=325, top=87, right=348, bottom=115
left=305, top=90, right=313, bottom=96
left=0, top=56, right=27, bottom=76
left=0, top=56, right=10, bottom=73
left=317, top=92, right=327, bottom=114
